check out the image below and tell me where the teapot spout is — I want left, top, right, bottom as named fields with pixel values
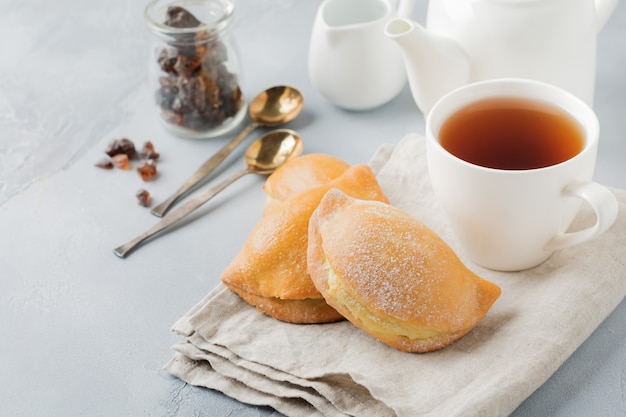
left=385, top=18, right=470, bottom=115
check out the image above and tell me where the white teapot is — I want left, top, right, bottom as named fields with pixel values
left=385, top=0, right=619, bottom=114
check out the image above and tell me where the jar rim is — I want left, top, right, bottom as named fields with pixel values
left=144, top=0, right=234, bottom=35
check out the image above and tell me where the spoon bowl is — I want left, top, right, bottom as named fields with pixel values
left=150, top=85, right=304, bottom=217
left=249, top=85, right=304, bottom=126
left=113, top=129, right=303, bottom=259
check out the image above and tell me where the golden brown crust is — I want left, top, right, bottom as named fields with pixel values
left=307, top=189, right=501, bottom=352
left=221, top=164, right=389, bottom=323
left=223, top=281, right=344, bottom=324
left=263, top=154, right=350, bottom=214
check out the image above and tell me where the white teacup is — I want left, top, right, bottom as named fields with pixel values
left=426, top=78, right=618, bottom=271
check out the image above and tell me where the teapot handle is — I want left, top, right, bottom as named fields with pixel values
left=396, top=0, right=416, bottom=18
left=595, top=0, right=618, bottom=31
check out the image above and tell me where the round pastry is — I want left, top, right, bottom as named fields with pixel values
left=221, top=165, right=389, bottom=324
left=307, top=189, right=502, bottom=352
left=262, top=153, right=350, bottom=214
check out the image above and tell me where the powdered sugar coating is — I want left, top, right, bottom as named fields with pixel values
left=308, top=189, right=501, bottom=352
left=221, top=164, right=389, bottom=324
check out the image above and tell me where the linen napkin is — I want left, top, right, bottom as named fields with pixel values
left=165, top=133, right=626, bottom=417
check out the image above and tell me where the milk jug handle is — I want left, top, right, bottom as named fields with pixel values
left=396, top=0, right=416, bottom=18
left=595, top=0, right=618, bottom=31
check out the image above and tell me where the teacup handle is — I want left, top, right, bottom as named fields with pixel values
left=545, top=181, right=618, bottom=251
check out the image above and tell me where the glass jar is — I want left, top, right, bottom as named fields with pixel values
left=144, top=0, right=246, bottom=139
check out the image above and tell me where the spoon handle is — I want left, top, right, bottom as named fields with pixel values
left=114, top=169, right=251, bottom=259
left=150, top=121, right=259, bottom=217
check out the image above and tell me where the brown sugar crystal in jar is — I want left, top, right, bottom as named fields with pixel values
left=145, top=0, right=246, bottom=138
